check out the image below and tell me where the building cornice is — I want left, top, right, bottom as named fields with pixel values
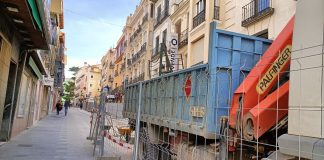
left=170, top=0, right=189, bottom=20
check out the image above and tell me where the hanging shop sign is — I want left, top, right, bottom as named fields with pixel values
left=170, top=34, right=179, bottom=71
left=43, top=77, right=54, bottom=86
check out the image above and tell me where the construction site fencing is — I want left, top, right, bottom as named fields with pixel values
left=87, top=90, right=133, bottom=160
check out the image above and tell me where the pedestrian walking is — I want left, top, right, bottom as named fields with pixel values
left=80, top=102, right=83, bottom=110
left=56, top=100, right=63, bottom=115
left=64, top=100, right=70, bottom=116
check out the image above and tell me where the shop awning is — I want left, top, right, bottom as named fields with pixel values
left=27, top=0, right=43, bottom=31
left=29, top=57, right=43, bottom=79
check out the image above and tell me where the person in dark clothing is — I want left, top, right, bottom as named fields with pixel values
left=56, top=100, right=63, bottom=115
left=79, top=102, right=83, bottom=110
left=64, top=101, right=70, bottom=116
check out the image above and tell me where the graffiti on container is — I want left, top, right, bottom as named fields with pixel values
left=190, top=106, right=205, bottom=117
left=184, top=75, right=191, bottom=101
left=256, top=45, right=292, bottom=94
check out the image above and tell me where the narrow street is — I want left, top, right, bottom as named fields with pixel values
left=0, top=108, right=132, bottom=160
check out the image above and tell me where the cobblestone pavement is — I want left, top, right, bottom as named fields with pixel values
left=0, top=108, right=133, bottom=160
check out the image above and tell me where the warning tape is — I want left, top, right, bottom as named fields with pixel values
left=101, top=131, right=133, bottom=150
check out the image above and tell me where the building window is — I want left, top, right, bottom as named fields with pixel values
left=162, top=29, right=167, bottom=44
left=193, top=0, right=206, bottom=29
left=150, top=4, right=154, bottom=18
left=196, top=0, right=205, bottom=15
left=90, top=84, right=93, bottom=87
left=91, top=75, right=93, bottom=78
left=214, top=0, right=220, bottom=20
left=164, top=0, right=169, bottom=10
left=157, top=5, right=161, bottom=20
left=253, top=29, right=269, bottom=39
left=155, top=36, right=160, bottom=55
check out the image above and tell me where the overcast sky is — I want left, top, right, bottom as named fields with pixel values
left=64, top=0, right=140, bottom=78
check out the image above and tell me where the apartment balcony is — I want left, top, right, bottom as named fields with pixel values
left=142, top=13, right=148, bottom=25
left=138, top=73, right=145, bottom=81
left=132, top=53, right=140, bottom=63
left=214, top=6, right=220, bottom=20
left=129, top=73, right=145, bottom=84
left=111, top=85, right=124, bottom=94
left=121, top=63, right=126, bottom=71
left=242, top=0, right=274, bottom=27
left=179, top=29, right=188, bottom=48
left=152, top=47, right=160, bottom=58
left=152, top=43, right=167, bottom=60
left=109, top=62, right=114, bottom=69
left=140, top=42, right=147, bottom=53
left=154, top=8, right=169, bottom=28
left=108, top=76, right=114, bottom=82
left=127, top=59, right=132, bottom=65
left=130, top=32, right=137, bottom=43
left=129, top=36, right=134, bottom=43
left=131, top=43, right=147, bottom=64
left=136, top=25, right=142, bottom=34
left=193, top=10, right=205, bottom=29
left=129, top=26, right=142, bottom=44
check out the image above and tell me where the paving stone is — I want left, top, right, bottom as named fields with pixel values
left=0, top=108, right=131, bottom=160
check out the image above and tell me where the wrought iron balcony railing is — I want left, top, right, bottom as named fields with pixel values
left=193, top=10, right=205, bottom=29
left=136, top=25, right=142, bottom=34
left=242, top=0, right=274, bottom=27
left=140, top=42, right=147, bottom=53
left=121, top=63, right=125, bottom=71
left=111, top=85, right=124, bottom=94
left=129, top=73, right=145, bottom=84
left=127, top=59, right=132, bottom=65
left=179, top=29, right=188, bottom=48
left=152, top=47, right=159, bottom=57
left=109, top=62, right=114, bottom=69
left=132, top=53, right=140, bottom=63
left=131, top=43, right=147, bottom=64
left=142, top=13, right=148, bottom=25
left=129, top=26, right=142, bottom=43
left=154, top=8, right=169, bottom=28
left=108, top=76, right=114, bottom=82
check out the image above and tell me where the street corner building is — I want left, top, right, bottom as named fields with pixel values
left=0, top=0, right=66, bottom=141
left=74, top=63, right=102, bottom=111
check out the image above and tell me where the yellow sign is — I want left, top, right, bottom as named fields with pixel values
left=256, top=45, right=292, bottom=94
left=190, top=106, right=205, bottom=118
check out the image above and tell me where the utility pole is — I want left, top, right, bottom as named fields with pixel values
left=99, top=86, right=108, bottom=157
left=132, top=82, right=143, bottom=160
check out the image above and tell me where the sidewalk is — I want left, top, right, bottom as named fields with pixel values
left=0, top=108, right=131, bottom=160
